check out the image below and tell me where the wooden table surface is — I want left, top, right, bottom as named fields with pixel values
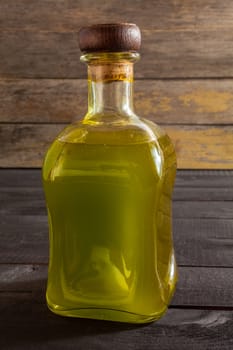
left=1, top=169, right=233, bottom=349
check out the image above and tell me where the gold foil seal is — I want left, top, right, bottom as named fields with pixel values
left=88, top=63, right=133, bottom=83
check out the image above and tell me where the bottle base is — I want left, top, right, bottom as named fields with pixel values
left=46, top=271, right=177, bottom=324
left=47, top=301, right=168, bottom=324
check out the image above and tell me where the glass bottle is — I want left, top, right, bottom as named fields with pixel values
left=42, top=23, right=177, bottom=323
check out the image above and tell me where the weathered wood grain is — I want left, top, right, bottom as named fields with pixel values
left=0, top=79, right=86, bottom=123
left=1, top=124, right=233, bottom=168
left=175, top=170, right=233, bottom=199
left=0, top=124, right=63, bottom=168
left=0, top=264, right=47, bottom=291
left=175, top=170, right=233, bottom=188
left=1, top=29, right=233, bottom=78
left=0, top=215, right=48, bottom=264
left=0, top=169, right=43, bottom=188
left=175, top=202, right=233, bottom=219
left=165, top=125, right=233, bottom=169
left=1, top=79, right=233, bottom=124
left=174, top=169, right=233, bottom=200
left=0, top=32, right=79, bottom=79
left=136, top=80, right=233, bottom=124
left=0, top=296, right=232, bottom=350
left=174, top=218, right=233, bottom=266
left=1, top=0, right=233, bottom=31
left=174, top=188, right=233, bottom=201
left=173, top=267, right=233, bottom=307
left=1, top=264, right=233, bottom=308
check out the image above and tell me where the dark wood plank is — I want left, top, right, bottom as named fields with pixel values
left=175, top=170, right=233, bottom=200
left=1, top=29, right=233, bottom=78
left=2, top=79, right=233, bottom=124
left=173, top=201, right=233, bottom=219
left=1, top=215, right=233, bottom=267
left=1, top=168, right=233, bottom=218
left=0, top=168, right=232, bottom=200
left=1, top=0, right=233, bottom=31
left=1, top=185, right=233, bottom=218
left=0, top=215, right=48, bottom=264
left=1, top=169, right=233, bottom=190
left=0, top=294, right=232, bottom=350
left=176, top=170, right=233, bottom=188
left=0, top=169, right=43, bottom=188
left=174, top=218, right=233, bottom=267
left=174, top=188, right=233, bottom=201
left=172, top=266, right=233, bottom=307
left=0, top=170, right=233, bottom=266
left=3, top=182, right=233, bottom=202
left=1, top=264, right=233, bottom=308
left=1, top=187, right=46, bottom=215
left=0, top=264, right=47, bottom=291
left=175, top=170, right=233, bottom=198
left=1, top=124, right=233, bottom=169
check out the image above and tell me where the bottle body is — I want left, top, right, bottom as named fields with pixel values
left=43, top=118, right=177, bottom=323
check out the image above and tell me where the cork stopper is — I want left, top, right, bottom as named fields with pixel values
left=78, top=23, right=141, bottom=53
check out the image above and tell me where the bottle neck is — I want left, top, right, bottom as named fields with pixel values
left=81, top=52, right=140, bottom=123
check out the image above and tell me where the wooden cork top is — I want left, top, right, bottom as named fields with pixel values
left=78, top=23, right=141, bottom=53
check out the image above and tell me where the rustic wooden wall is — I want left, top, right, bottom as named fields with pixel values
left=1, top=0, right=233, bottom=168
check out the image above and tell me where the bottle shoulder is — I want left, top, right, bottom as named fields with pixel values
left=43, top=118, right=176, bottom=182
left=55, top=117, right=172, bottom=147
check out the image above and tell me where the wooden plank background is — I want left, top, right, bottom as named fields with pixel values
left=1, top=0, right=233, bottom=168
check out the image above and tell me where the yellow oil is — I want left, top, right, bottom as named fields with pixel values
left=42, top=119, right=177, bottom=323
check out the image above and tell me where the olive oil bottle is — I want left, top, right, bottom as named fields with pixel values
left=42, top=23, right=177, bottom=323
